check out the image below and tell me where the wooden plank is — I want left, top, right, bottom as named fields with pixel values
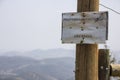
left=110, top=64, right=120, bottom=77
left=99, top=49, right=110, bottom=80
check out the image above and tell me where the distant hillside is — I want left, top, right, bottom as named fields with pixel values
left=0, top=49, right=120, bottom=80
left=0, top=56, right=75, bottom=80
left=0, top=49, right=75, bottom=60
left=110, top=51, right=120, bottom=64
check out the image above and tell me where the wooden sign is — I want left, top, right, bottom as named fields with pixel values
left=61, top=11, right=108, bottom=44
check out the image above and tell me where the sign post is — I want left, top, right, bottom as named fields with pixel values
left=99, top=49, right=110, bottom=80
left=61, top=0, right=109, bottom=80
left=76, top=0, right=99, bottom=80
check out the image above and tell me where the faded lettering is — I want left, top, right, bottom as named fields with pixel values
left=74, top=34, right=92, bottom=38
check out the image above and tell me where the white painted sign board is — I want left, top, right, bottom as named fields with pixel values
left=61, top=11, right=108, bottom=44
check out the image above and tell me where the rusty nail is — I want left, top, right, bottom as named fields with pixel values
left=83, top=21, right=85, bottom=24
left=71, top=41, right=73, bottom=43
left=82, top=37, right=85, bottom=40
left=71, top=14, right=74, bottom=16
left=69, top=27, right=72, bottom=29
left=81, top=27, right=84, bottom=31
left=81, top=29, right=84, bottom=31
left=96, top=27, right=99, bottom=29
left=80, top=40, right=83, bottom=44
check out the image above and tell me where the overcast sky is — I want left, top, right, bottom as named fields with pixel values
left=0, top=0, right=120, bottom=51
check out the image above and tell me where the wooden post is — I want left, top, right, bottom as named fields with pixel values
left=75, top=0, right=99, bottom=80
left=99, top=49, right=110, bottom=80
left=110, top=64, right=120, bottom=77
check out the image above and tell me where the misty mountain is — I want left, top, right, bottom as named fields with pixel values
left=110, top=51, right=120, bottom=64
left=0, top=56, right=75, bottom=80
left=0, top=49, right=120, bottom=80
left=0, top=49, right=75, bottom=60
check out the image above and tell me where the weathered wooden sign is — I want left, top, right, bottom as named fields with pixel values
left=61, top=11, right=108, bottom=44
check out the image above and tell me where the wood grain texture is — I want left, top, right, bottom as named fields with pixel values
left=77, top=0, right=99, bottom=12
left=75, top=0, right=99, bottom=80
left=75, top=44, right=98, bottom=80
left=99, top=49, right=110, bottom=80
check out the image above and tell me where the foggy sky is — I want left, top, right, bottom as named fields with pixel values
left=0, top=0, right=120, bottom=51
